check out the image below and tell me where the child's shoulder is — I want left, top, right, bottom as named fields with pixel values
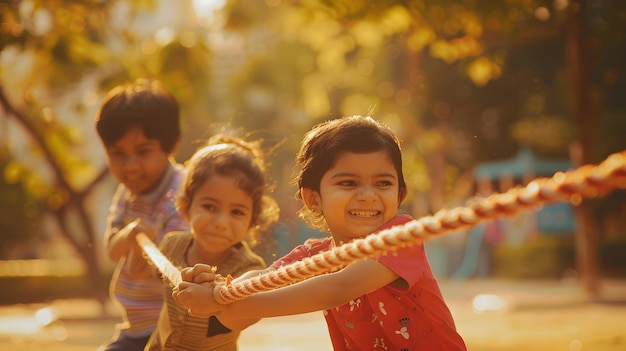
left=172, top=161, right=185, bottom=172
left=169, top=162, right=186, bottom=180
left=229, top=242, right=267, bottom=270
left=159, top=231, right=192, bottom=251
left=271, top=237, right=332, bottom=269
left=232, top=241, right=263, bottom=260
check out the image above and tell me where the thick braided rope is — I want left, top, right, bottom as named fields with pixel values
left=212, top=150, right=626, bottom=304
left=136, top=233, right=182, bottom=286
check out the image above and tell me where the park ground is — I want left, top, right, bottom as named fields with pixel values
left=1, top=278, right=625, bottom=351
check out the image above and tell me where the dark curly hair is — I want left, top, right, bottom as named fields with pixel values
left=177, top=135, right=279, bottom=247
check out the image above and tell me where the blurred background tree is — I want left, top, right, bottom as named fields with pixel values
left=0, top=0, right=216, bottom=303
left=1, top=0, right=625, bottom=304
left=218, top=0, right=626, bottom=299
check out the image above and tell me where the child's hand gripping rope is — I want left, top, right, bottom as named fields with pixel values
left=134, top=235, right=234, bottom=317
left=172, top=265, right=234, bottom=317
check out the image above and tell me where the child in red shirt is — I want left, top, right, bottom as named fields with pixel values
left=173, top=116, right=467, bottom=350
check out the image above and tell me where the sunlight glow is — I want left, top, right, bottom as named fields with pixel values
left=0, top=259, right=85, bottom=277
left=555, top=0, right=570, bottom=11
left=192, top=0, right=226, bottom=25
left=569, top=339, right=583, bottom=351
left=472, top=294, right=509, bottom=313
left=155, top=27, right=175, bottom=47
left=534, top=7, right=550, bottom=21
left=0, top=316, right=40, bottom=334
left=35, top=307, right=57, bottom=327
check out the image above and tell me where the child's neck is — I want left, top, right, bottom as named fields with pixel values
left=186, top=241, right=232, bottom=267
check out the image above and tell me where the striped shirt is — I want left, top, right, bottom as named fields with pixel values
left=146, top=231, right=266, bottom=351
left=106, top=162, right=189, bottom=338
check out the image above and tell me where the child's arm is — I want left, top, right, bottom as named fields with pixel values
left=213, top=267, right=274, bottom=330
left=104, top=223, right=132, bottom=262
left=174, top=257, right=400, bottom=329
left=177, top=264, right=274, bottom=330
left=109, top=219, right=157, bottom=277
left=105, top=219, right=143, bottom=261
left=231, top=267, right=274, bottom=284
left=125, top=242, right=154, bottom=278
left=179, top=265, right=273, bottom=285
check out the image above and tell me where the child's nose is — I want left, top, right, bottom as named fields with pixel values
left=213, top=212, right=228, bottom=228
left=357, top=185, right=377, bottom=200
left=122, top=155, right=140, bottom=168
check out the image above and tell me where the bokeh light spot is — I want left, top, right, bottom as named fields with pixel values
left=472, top=294, right=509, bottom=313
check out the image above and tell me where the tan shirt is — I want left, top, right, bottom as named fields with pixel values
left=146, top=232, right=266, bottom=351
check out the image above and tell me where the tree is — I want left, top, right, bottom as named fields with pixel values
left=218, top=0, right=626, bottom=298
left=0, top=0, right=213, bottom=303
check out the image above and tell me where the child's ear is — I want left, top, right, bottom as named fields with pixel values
left=398, top=188, right=408, bottom=206
left=301, top=187, right=322, bottom=212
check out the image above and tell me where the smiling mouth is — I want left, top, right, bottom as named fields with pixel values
left=349, top=210, right=380, bottom=217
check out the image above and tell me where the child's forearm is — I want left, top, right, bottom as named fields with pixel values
left=231, top=267, right=273, bottom=284
left=105, top=227, right=132, bottom=261
left=219, top=258, right=397, bottom=320
left=215, top=311, right=260, bottom=331
left=105, top=219, right=143, bottom=261
left=125, top=248, right=154, bottom=279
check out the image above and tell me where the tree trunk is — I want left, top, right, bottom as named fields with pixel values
left=566, top=0, right=600, bottom=301
left=0, top=84, right=111, bottom=306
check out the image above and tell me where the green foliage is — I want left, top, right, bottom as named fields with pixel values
left=219, top=0, right=626, bottom=213
left=0, top=0, right=214, bottom=292
left=493, top=236, right=575, bottom=279
left=0, top=154, right=42, bottom=252
left=493, top=235, right=626, bottom=279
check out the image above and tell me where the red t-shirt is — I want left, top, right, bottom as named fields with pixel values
left=272, top=215, right=467, bottom=350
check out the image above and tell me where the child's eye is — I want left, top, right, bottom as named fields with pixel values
left=377, top=180, right=394, bottom=187
left=337, top=180, right=357, bottom=187
left=201, top=203, right=216, bottom=211
left=232, top=209, right=248, bottom=217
